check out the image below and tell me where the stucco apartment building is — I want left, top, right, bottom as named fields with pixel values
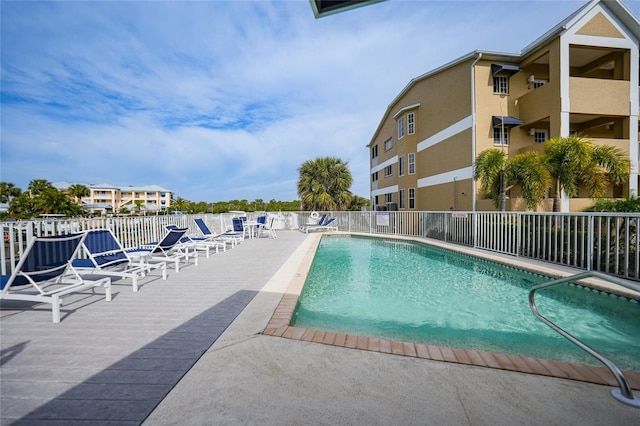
left=368, top=0, right=639, bottom=212
left=54, top=182, right=173, bottom=214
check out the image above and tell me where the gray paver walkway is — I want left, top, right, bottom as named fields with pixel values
left=1, top=231, right=307, bottom=425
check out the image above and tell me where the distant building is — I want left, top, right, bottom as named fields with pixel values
left=53, top=182, right=173, bottom=214
left=368, top=0, right=639, bottom=212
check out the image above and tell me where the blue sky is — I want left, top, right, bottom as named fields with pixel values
left=2, top=0, right=640, bottom=202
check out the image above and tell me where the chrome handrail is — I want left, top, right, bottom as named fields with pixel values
left=529, top=271, right=640, bottom=408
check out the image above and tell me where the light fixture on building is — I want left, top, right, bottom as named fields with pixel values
left=529, top=128, right=536, bottom=136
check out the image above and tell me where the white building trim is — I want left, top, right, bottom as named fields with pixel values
left=418, top=166, right=474, bottom=188
left=417, top=115, right=472, bottom=152
left=371, top=155, right=398, bottom=174
left=371, top=185, right=399, bottom=197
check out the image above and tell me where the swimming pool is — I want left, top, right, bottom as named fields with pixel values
left=291, top=235, right=640, bottom=371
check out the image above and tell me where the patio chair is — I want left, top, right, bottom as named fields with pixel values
left=72, top=229, right=167, bottom=292
left=194, top=218, right=242, bottom=247
left=232, top=218, right=251, bottom=240
left=257, top=217, right=277, bottom=239
left=130, top=227, right=198, bottom=272
left=165, top=224, right=226, bottom=258
left=0, top=233, right=112, bottom=323
left=299, top=213, right=327, bottom=231
left=300, top=217, right=338, bottom=234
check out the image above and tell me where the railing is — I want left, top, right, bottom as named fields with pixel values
left=529, top=271, right=640, bottom=408
left=318, top=211, right=640, bottom=282
left=3, top=211, right=640, bottom=282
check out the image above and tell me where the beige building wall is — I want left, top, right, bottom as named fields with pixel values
left=369, top=0, right=639, bottom=213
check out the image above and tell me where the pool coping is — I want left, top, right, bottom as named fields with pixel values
left=262, top=232, right=640, bottom=390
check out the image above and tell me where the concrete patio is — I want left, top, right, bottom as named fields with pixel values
left=1, top=231, right=639, bottom=425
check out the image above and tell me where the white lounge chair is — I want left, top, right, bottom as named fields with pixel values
left=130, top=227, right=198, bottom=272
left=300, top=217, right=338, bottom=233
left=194, top=218, right=242, bottom=247
left=0, top=233, right=111, bottom=323
left=165, top=225, right=226, bottom=258
left=72, top=229, right=167, bottom=292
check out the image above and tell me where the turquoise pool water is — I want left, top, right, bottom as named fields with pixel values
left=292, top=235, right=640, bottom=371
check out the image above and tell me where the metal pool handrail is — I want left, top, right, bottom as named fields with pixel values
left=529, top=271, right=640, bottom=408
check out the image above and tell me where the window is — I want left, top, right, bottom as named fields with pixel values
left=493, top=76, right=508, bottom=94
left=398, top=116, right=405, bottom=139
left=374, top=195, right=379, bottom=206
left=399, top=189, right=406, bottom=209
left=384, top=138, right=392, bottom=151
left=398, top=155, right=405, bottom=176
left=371, top=144, right=378, bottom=159
left=533, top=79, right=547, bottom=89
left=493, top=127, right=509, bottom=146
left=385, top=164, right=393, bottom=177
left=385, top=193, right=393, bottom=203
left=534, top=131, right=547, bottom=144
left=408, top=153, right=415, bottom=175
left=372, top=171, right=378, bottom=182
left=409, top=188, right=415, bottom=209
left=408, top=112, right=415, bottom=135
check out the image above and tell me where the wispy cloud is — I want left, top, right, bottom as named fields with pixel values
left=2, top=0, right=639, bottom=202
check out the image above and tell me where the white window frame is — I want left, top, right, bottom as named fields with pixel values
left=385, top=193, right=393, bottom=204
left=408, top=153, right=415, bottom=175
left=407, top=112, right=415, bottom=135
left=398, top=155, right=405, bottom=176
left=371, top=144, right=378, bottom=159
left=398, top=116, right=405, bottom=139
left=384, top=137, right=392, bottom=151
left=533, top=79, right=548, bottom=89
left=384, top=164, right=393, bottom=177
left=493, top=76, right=508, bottom=94
left=372, top=171, right=378, bottom=182
left=493, top=127, right=509, bottom=146
left=534, top=130, right=548, bottom=144
left=399, top=189, right=406, bottom=209
left=409, top=188, right=415, bottom=209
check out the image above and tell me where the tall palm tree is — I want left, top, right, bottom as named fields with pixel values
left=68, top=184, right=90, bottom=204
left=504, top=151, right=551, bottom=211
left=0, top=182, right=22, bottom=203
left=473, top=149, right=508, bottom=211
left=27, top=179, right=53, bottom=196
left=297, top=157, right=353, bottom=211
left=544, top=135, right=629, bottom=212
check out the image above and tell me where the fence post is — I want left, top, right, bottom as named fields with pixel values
left=587, top=214, right=594, bottom=272
left=516, top=213, right=521, bottom=257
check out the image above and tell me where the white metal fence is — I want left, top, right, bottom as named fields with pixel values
left=3, top=211, right=639, bottom=281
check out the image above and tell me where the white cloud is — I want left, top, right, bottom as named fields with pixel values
left=3, top=0, right=640, bottom=203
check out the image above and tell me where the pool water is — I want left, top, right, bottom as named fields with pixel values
left=292, top=236, right=640, bottom=371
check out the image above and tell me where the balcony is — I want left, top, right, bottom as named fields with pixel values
left=519, top=137, right=630, bottom=156
left=570, top=77, right=630, bottom=116
left=517, top=82, right=554, bottom=125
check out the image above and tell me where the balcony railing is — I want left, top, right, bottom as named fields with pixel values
left=3, top=211, right=640, bottom=282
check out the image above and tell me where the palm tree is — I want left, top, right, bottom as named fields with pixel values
left=544, top=135, right=629, bottom=212
left=68, top=184, right=90, bottom=204
left=27, top=179, right=53, bottom=196
left=504, top=151, right=551, bottom=211
left=347, top=195, right=371, bottom=211
left=297, top=157, right=353, bottom=211
left=0, top=182, right=22, bottom=203
left=171, top=197, right=190, bottom=212
left=133, top=200, right=145, bottom=215
left=473, top=149, right=508, bottom=211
